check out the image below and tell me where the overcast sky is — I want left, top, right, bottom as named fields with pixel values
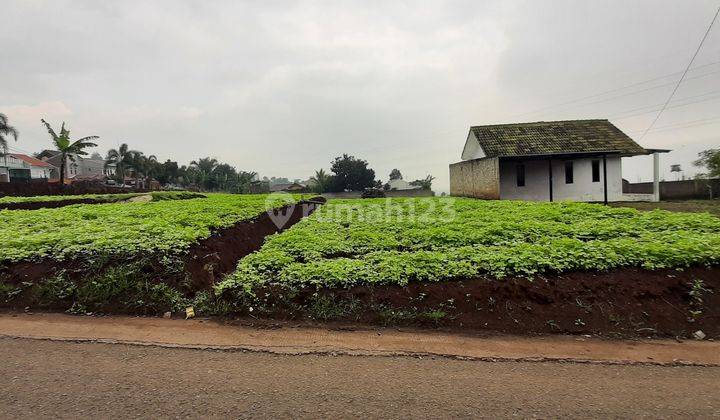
left=1, top=0, right=719, bottom=192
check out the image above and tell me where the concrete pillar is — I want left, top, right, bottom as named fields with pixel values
left=652, top=152, right=660, bottom=202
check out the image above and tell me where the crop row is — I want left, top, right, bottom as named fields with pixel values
left=217, top=198, right=720, bottom=293
left=0, top=193, right=284, bottom=263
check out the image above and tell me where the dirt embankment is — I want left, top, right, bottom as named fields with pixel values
left=254, top=266, right=720, bottom=338
left=183, top=201, right=321, bottom=290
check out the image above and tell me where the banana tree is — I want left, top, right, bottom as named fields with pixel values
left=41, top=119, right=98, bottom=186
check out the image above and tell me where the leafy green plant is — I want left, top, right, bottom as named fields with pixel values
left=0, top=193, right=294, bottom=263
left=217, top=198, right=720, bottom=295
left=688, top=279, right=712, bottom=320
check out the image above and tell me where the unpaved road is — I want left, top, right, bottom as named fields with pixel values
left=1, top=337, right=719, bottom=418
left=1, top=313, right=719, bottom=365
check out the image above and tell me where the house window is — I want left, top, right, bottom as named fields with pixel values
left=591, top=160, right=600, bottom=182
left=516, top=164, right=525, bottom=187
left=564, top=161, right=573, bottom=184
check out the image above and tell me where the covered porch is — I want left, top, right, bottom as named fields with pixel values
left=498, top=149, right=669, bottom=204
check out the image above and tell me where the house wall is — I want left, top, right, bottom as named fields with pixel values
left=80, top=157, right=107, bottom=177
left=49, top=155, right=110, bottom=179
left=460, top=131, right=486, bottom=160
left=449, top=157, right=500, bottom=199
left=499, top=157, right=623, bottom=202
left=29, top=167, right=51, bottom=179
left=1, top=156, right=52, bottom=179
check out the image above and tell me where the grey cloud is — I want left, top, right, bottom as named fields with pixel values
left=1, top=0, right=718, bottom=191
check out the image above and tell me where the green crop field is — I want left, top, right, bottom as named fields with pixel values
left=217, top=198, right=720, bottom=294
left=0, top=193, right=282, bottom=263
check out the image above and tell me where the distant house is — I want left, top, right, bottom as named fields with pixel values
left=386, top=178, right=422, bottom=191
left=0, top=153, right=55, bottom=182
left=270, top=182, right=306, bottom=192
left=449, top=119, right=668, bottom=203
left=43, top=152, right=116, bottom=182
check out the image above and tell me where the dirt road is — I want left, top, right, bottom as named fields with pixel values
left=2, top=337, right=719, bottom=418
left=1, top=313, right=719, bottom=365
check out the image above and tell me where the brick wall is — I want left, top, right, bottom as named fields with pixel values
left=449, top=157, right=500, bottom=199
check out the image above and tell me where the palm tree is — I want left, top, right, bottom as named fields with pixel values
left=190, top=157, right=218, bottom=191
left=105, top=143, right=136, bottom=184
left=41, top=119, right=98, bottom=186
left=0, top=113, right=19, bottom=169
left=310, top=168, right=331, bottom=193
left=132, top=153, right=158, bottom=189
left=144, top=154, right=158, bottom=186
left=236, top=171, right=257, bottom=193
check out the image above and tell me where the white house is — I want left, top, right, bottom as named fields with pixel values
left=449, top=119, right=668, bottom=203
left=0, top=153, right=55, bottom=182
left=386, top=178, right=422, bottom=191
left=43, top=152, right=116, bottom=181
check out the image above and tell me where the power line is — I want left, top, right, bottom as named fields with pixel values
left=639, top=5, right=720, bottom=139
left=626, top=116, right=720, bottom=134
left=613, top=92, right=720, bottom=120
left=506, top=59, right=720, bottom=119
left=610, top=88, right=720, bottom=117
left=539, top=68, right=720, bottom=117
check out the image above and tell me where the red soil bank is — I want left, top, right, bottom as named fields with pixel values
left=288, top=266, right=719, bottom=337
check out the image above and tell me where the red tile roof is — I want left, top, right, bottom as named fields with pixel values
left=8, top=153, right=53, bottom=168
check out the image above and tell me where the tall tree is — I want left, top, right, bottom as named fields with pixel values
left=0, top=113, right=19, bottom=169
left=143, top=154, right=159, bottom=184
left=694, top=149, right=720, bottom=178
left=212, top=163, right=237, bottom=191
left=329, top=154, right=376, bottom=192
left=128, top=152, right=158, bottom=187
left=41, top=119, right=98, bottom=186
left=389, top=168, right=403, bottom=180
left=190, top=157, right=219, bottom=190
left=105, top=143, right=136, bottom=183
left=236, top=171, right=257, bottom=193
left=158, top=159, right=179, bottom=185
left=310, top=168, right=332, bottom=193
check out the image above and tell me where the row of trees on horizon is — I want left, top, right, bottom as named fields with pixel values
left=309, top=155, right=435, bottom=194
left=5, top=114, right=718, bottom=193
left=1, top=115, right=438, bottom=194
left=0, top=116, right=260, bottom=192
